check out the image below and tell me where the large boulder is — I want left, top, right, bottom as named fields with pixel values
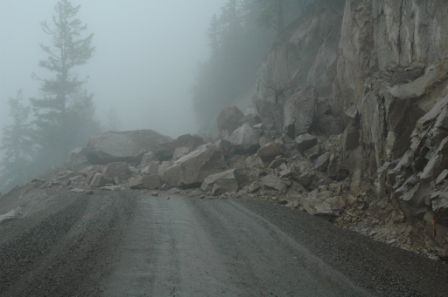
left=201, top=169, right=242, bottom=195
left=295, top=134, right=318, bottom=151
left=161, top=144, right=227, bottom=188
left=314, top=152, right=331, bottom=172
left=89, top=173, right=109, bottom=188
left=154, top=134, right=205, bottom=161
left=103, top=162, right=132, bottom=184
left=283, top=89, right=317, bottom=137
left=226, top=123, right=260, bottom=153
left=0, top=208, right=22, bottom=224
left=84, top=130, right=171, bottom=164
left=129, top=175, right=161, bottom=190
left=257, top=142, right=286, bottom=163
left=141, top=161, right=159, bottom=176
left=217, top=106, right=245, bottom=135
left=260, top=174, right=289, bottom=193
left=301, top=190, right=347, bottom=217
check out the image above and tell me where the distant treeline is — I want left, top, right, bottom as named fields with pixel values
left=0, top=0, right=99, bottom=192
left=192, top=0, right=315, bottom=134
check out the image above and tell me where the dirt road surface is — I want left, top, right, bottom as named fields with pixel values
left=0, top=191, right=447, bottom=297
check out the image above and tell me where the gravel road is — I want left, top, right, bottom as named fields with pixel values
left=0, top=191, right=447, bottom=297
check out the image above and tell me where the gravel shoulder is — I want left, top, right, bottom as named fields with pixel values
left=0, top=190, right=136, bottom=297
left=238, top=198, right=448, bottom=297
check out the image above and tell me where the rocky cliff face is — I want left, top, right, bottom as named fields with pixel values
left=254, top=0, right=448, bottom=255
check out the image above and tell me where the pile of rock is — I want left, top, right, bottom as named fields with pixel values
left=33, top=105, right=448, bottom=259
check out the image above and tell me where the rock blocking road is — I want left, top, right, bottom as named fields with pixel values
left=1, top=191, right=448, bottom=297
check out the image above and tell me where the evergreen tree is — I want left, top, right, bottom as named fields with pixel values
left=31, top=0, right=96, bottom=169
left=256, top=0, right=285, bottom=34
left=0, top=91, right=34, bottom=190
left=244, top=0, right=315, bottom=35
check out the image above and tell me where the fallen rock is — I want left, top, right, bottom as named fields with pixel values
left=69, top=147, right=88, bottom=166
left=157, top=162, right=172, bottom=179
left=89, top=173, right=109, bottom=188
left=314, top=152, right=331, bottom=172
left=227, top=123, right=260, bottom=153
left=0, top=208, right=22, bottom=224
left=129, top=175, right=161, bottom=190
left=162, top=144, right=226, bottom=188
left=302, top=190, right=347, bottom=217
left=246, top=181, right=262, bottom=193
left=436, top=170, right=448, bottom=185
left=141, top=161, right=159, bottom=176
left=201, top=169, right=241, bottom=195
left=303, top=144, right=321, bottom=160
left=260, top=174, right=289, bottom=193
left=258, top=142, right=285, bottom=163
left=100, top=185, right=124, bottom=191
left=103, top=162, right=132, bottom=184
left=140, top=151, right=156, bottom=166
left=283, top=89, right=316, bottom=137
left=217, top=106, right=244, bottom=134
left=85, top=130, right=171, bottom=164
left=173, top=147, right=191, bottom=160
left=154, top=134, right=205, bottom=161
left=70, top=188, right=93, bottom=195
left=295, top=134, right=318, bottom=151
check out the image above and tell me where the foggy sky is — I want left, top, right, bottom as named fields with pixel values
left=0, top=0, right=225, bottom=138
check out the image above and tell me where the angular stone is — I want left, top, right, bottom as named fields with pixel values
left=201, top=169, right=241, bottom=195
left=173, top=147, right=191, bottom=160
left=217, top=106, right=244, bottom=134
left=0, top=208, right=22, bottom=224
left=85, top=130, right=171, bottom=164
left=140, top=151, right=156, bottom=166
left=258, top=142, right=285, bottom=163
left=103, top=162, right=132, bottom=184
left=436, top=170, right=448, bottom=185
left=129, top=175, right=161, bottom=190
left=295, top=134, right=318, bottom=151
left=141, top=161, right=159, bottom=176
left=283, top=89, right=316, bottom=137
left=314, top=152, right=331, bottom=172
left=227, top=123, right=260, bottom=153
left=260, top=174, right=288, bottom=192
left=302, top=190, right=347, bottom=217
left=154, top=134, right=205, bottom=162
left=158, top=161, right=173, bottom=176
left=89, top=173, right=109, bottom=188
left=162, top=144, right=226, bottom=188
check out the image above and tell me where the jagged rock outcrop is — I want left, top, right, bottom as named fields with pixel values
left=250, top=0, right=448, bottom=255
left=254, top=0, right=345, bottom=135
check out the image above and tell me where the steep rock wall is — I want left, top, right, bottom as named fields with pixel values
left=253, top=0, right=448, bottom=247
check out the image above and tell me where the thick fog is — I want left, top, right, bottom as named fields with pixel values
left=0, top=0, right=225, bottom=138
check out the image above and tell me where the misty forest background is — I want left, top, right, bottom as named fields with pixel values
left=0, top=0, right=313, bottom=192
